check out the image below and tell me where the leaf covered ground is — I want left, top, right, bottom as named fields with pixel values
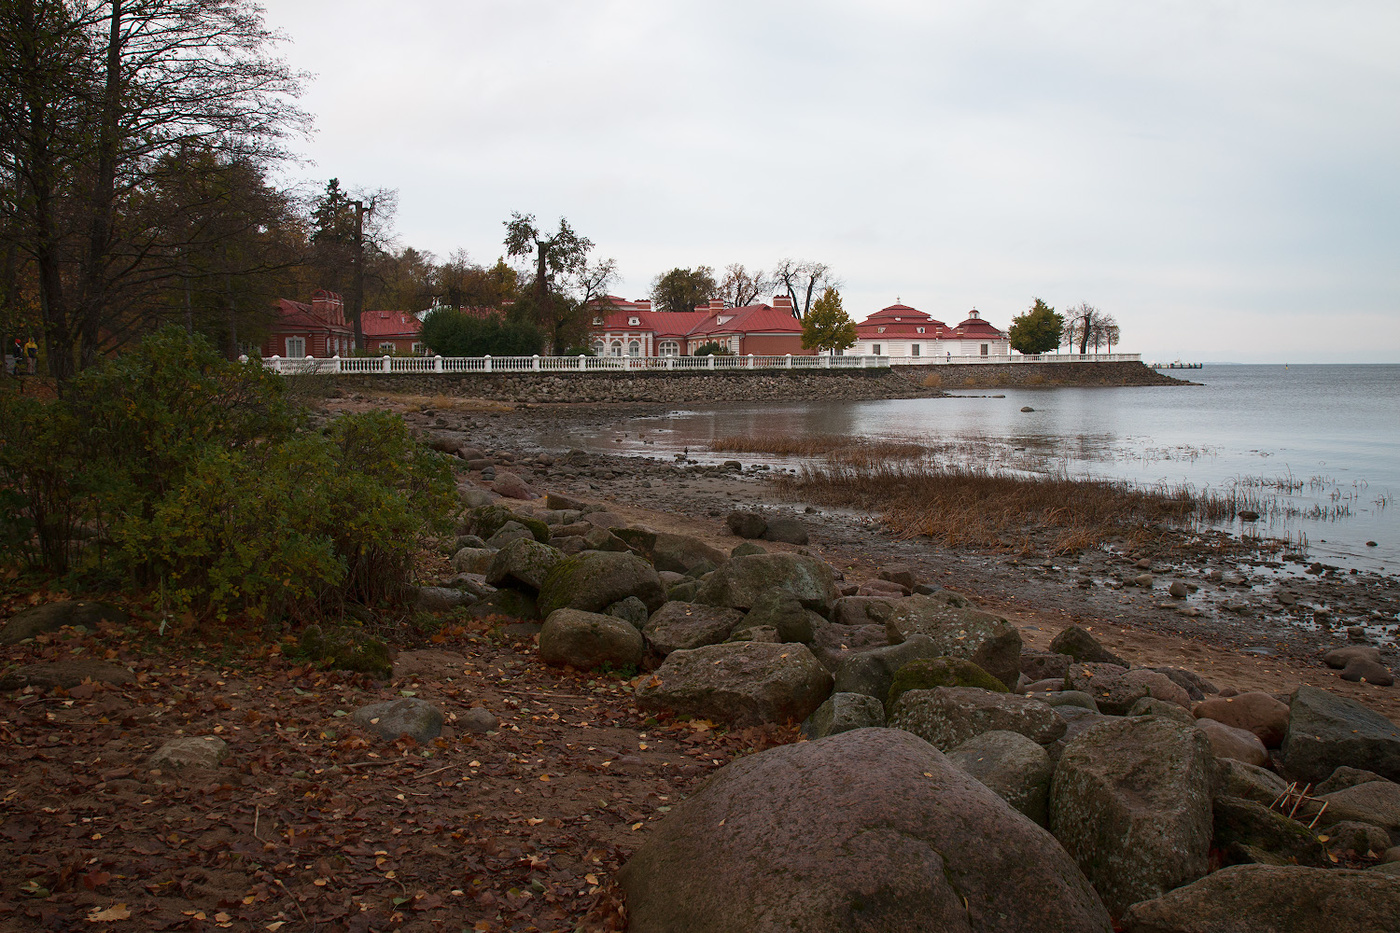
left=0, top=602, right=798, bottom=933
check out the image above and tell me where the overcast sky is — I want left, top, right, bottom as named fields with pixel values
left=260, top=0, right=1399, bottom=363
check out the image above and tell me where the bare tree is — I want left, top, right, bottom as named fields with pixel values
left=0, top=0, right=309, bottom=378
left=719, top=263, right=771, bottom=308
left=1061, top=304, right=1122, bottom=355
left=772, top=258, right=837, bottom=319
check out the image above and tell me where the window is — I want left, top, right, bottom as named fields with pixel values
left=911, top=344, right=921, bottom=357
left=628, top=340, right=641, bottom=357
left=285, top=336, right=305, bottom=357
left=591, top=338, right=605, bottom=354
left=628, top=316, right=640, bottom=326
left=610, top=340, right=623, bottom=356
left=658, top=340, right=680, bottom=357
left=877, top=326, right=886, bottom=333
left=980, top=344, right=989, bottom=356
left=917, top=327, right=925, bottom=334
left=379, top=342, right=396, bottom=354
left=872, top=343, right=881, bottom=355
left=592, top=316, right=603, bottom=325
left=411, top=342, right=425, bottom=355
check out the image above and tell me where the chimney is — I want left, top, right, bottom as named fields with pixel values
left=772, top=295, right=794, bottom=310
left=709, top=298, right=726, bottom=311
left=635, top=299, right=652, bottom=311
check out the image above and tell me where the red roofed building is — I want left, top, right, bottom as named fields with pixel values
left=262, top=290, right=355, bottom=359
left=361, top=310, right=426, bottom=355
left=853, top=303, right=1009, bottom=359
left=587, top=296, right=812, bottom=357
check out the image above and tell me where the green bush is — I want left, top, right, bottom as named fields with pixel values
left=420, top=309, right=543, bottom=357
left=693, top=342, right=736, bottom=357
left=0, top=326, right=455, bottom=624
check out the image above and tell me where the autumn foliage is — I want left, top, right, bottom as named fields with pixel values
left=0, top=327, right=454, bottom=623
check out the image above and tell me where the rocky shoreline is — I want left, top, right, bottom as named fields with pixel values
left=388, top=399, right=1400, bottom=680
left=398, top=401, right=1400, bottom=930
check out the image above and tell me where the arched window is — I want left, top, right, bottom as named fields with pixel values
left=591, top=338, right=605, bottom=354
left=658, top=340, right=680, bottom=357
left=610, top=340, right=623, bottom=356
left=628, top=340, right=641, bottom=357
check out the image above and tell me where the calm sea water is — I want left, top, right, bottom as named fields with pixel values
left=550, top=364, right=1400, bottom=573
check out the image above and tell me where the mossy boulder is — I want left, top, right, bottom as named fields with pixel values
left=467, top=504, right=550, bottom=544
left=887, top=656, right=1007, bottom=711
left=485, top=538, right=563, bottom=592
left=537, top=551, right=667, bottom=617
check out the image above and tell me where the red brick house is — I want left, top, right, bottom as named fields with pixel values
left=588, top=296, right=812, bottom=357
left=262, top=290, right=355, bottom=359
left=361, top=310, right=426, bottom=355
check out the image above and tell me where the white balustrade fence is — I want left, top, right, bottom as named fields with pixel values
left=256, top=351, right=1140, bottom=376
left=259, top=353, right=893, bottom=375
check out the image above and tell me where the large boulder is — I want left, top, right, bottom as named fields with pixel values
left=537, top=551, right=667, bottom=617
left=642, top=601, right=745, bottom=655
left=1211, top=795, right=1326, bottom=867
left=1120, top=864, right=1400, bottom=933
left=1196, top=718, right=1270, bottom=767
left=352, top=698, right=444, bottom=744
left=651, top=532, right=727, bottom=575
left=801, top=692, right=886, bottom=739
left=890, top=687, right=1066, bottom=751
left=1066, top=664, right=1187, bottom=715
left=1049, top=625, right=1128, bottom=666
left=807, top=619, right=890, bottom=671
left=538, top=609, right=645, bottom=670
left=617, top=728, right=1112, bottom=933
left=725, top=510, right=767, bottom=539
left=634, top=642, right=833, bottom=726
left=832, top=634, right=941, bottom=701
left=883, top=592, right=1022, bottom=688
left=1318, top=779, right=1400, bottom=834
left=1, top=600, right=127, bottom=644
left=1217, top=757, right=1292, bottom=807
left=1050, top=716, right=1215, bottom=918
left=1280, top=685, right=1400, bottom=783
left=739, top=588, right=818, bottom=643
left=484, top=538, right=562, bottom=592
left=948, top=730, right=1055, bottom=826
left=830, top=595, right=897, bottom=627
left=696, top=553, right=837, bottom=614
left=1194, top=692, right=1291, bottom=748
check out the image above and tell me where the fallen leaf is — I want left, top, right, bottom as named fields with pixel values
left=86, top=904, right=132, bottom=922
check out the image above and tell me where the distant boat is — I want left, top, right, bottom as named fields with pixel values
left=1150, top=360, right=1203, bottom=370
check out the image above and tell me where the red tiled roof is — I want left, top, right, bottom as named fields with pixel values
left=360, top=310, right=422, bottom=338
left=269, top=298, right=353, bottom=335
left=692, top=305, right=804, bottom=336
left=952, top=312, right=1005, bottom=338
left=856, top=302, right=947, bottom=338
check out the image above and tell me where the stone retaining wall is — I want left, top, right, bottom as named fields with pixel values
left=895, top=361, right=1191, bottom=389
left=320, top=369, right=935, bottom=404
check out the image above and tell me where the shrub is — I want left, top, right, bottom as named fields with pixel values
left=421, top=309, right=543, bottom=357
left=0, top=327, right=455, bottom=624
left=693, top=342, right=735, bottom=357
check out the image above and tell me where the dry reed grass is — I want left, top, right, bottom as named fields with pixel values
left=774, top=460, right=1281, bottom=555
left=709, top=433, right=926, bottom=462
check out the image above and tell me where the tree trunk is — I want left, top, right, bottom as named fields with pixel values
left=76, top=0, right=124, bottom=372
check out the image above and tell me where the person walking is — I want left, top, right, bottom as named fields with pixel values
left=9, top=337, right=22, bottom=376
left=24, top=336, right=38, bottom=375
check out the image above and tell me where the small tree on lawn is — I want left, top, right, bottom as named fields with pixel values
left=801, top=287, right=857, bottom=353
